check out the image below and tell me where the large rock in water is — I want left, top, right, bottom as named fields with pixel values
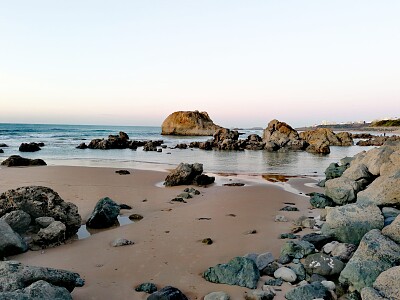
left=203, top=257, right=260, bottom=289
left=161, top=110, right=221, bottom=136
left=0, top=261, right=84, bottom=293
left=0, top=186, right=81, bottom=238
left=321, top=203, right=383, bottom=244
left=299, top=128, right=353, bottom=146
left=262, top=119, right=305, bottom=150
left=339, top=229, right=400, bottom=292
left=19, top=142, right=42, bottom=152
left=86, top=197, right=120, bottom=229
left=361, top=266, right=400, bottom=300
left=0, top=219, right=28, bottom=258
left=1, top=155, right=47, bottom=167
left=164, top=163, right=215, bottom=187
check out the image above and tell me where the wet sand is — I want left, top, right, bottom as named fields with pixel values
left=0, top=166, right=322, bottom=300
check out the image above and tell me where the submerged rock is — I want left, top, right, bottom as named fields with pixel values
left=19, top=142, right=42, bottom=152
left=203, top=257, right=260, bottom=289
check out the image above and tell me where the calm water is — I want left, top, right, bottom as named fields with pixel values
left=0, top=123, right=377, bottom=176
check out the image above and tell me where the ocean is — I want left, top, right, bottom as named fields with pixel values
left=0, top=123, right=377, bottom=176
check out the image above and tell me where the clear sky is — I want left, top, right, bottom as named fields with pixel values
left=1, top=1, right=399, bottom=128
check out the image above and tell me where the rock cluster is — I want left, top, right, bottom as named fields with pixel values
left=0, top=261, right=84, bottom=299
left=356, top=135, right=400, bottom=146
left=1, top=155, right=47, bottom=167
left=161, top=110, right=221, bottom=136
left=0, top=186, right=81, bottom=254
left=19, top=142, right=44, bottom=152
left=76, top=131, right=164, bottom=151
left=164, top=163, right=215, bottom=187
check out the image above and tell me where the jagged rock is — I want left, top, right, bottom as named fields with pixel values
left=382, top=214, right=400, bottom=243
left=285, top=282, right=333, bottom=300
left=161, top=110, right=221, bottom=136
left=143, top=141, right=159, bottom=151
left=213, top=128, right=239, bottom=144
left=306, top=139, right=331, bottom=154
left=33, top=221, right=66, bottom=248
left=325, top=162, right=349, bottom=180
left=86, top=197, right=120, bottom=229
left=351, top=144, right=396, bottom=176
left=301, top=233, right=334, bottom=250
left=147, top=286, right=188, bottom=300
left=0, top=220, right=28, bottom=258
left=300, top=128, right=353, bottom=146
left=262, top=119, right=306, bottom=151
left=288, top=262, right=306, bottom=281
left=304, top=253, right=345, bottom=276
left=0, top=280, right=73, bottom=300
left=204, top=291, right=230, bottom=300
left=336, top=132, right=354, bottom=146
left=19, top=142, right=42, bottom=152
left=0, top=261, right=84, bottom=293
left=279, top=240, right=315, bottom=262
left=1, top=155, right=47, bottom=167
left=321, top=203, right=384, bottom=244
left=357, top=170, right=400, bottom=206
left=35, top=217, right=55, bottom=228
left=87, top=132, right=131, bottom=150
left=135, top=282, right=157, bottom=294
left=339, top=229, right=400, bottom=292
left=164, top=163, right=214, bottom=186
left=309, top=192, right=334, bottom=208
left=0, top=210, right=31, bottom=234
left=325, top=177, right=362, bottom=205
left=341, top=163, right=374, bottom=182
left=255, top=252, right=274, bottom=270
left=360, top=266, right=400, bottom=300
left=203, top=257, right=260, bottom=289
left=0, top=186, right=81, bottom=238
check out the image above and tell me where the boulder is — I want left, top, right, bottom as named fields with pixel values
left=33, top=221, right=66, bottom=248
left=203, top=257, right=260, bottom=289
left=279, top=240, right=315, bottom=262
left=324, top=177, right=362, bottom=205
left=341, top=163, right=374, bottom=182
left=213, top=128, right=239, bottom=144
left=262, top=119, right=305, bottom=151
left=135, top=282, right=157, bottom=294
left=285, top=282, right=333, bottom=300
left=87, top=132, right=131, bottom=150
left=353, top=144, right=395, bottom=176
left=0, top=186, right=81, bottom=238
left=309, top=192, right=334, bottom=208
left=0, top=260, right=84, bottom=293
left=35, top=217, right=55, bottom=228
left=255, top=252, right=274, bottom=270
left=360, top=266, right=400, bottom=300
left=288, top=262, right=306, bottom=281
left=0, top=210, right=31, bottom=234
left=0, top=219, right=28, bottom=258
left=300, top=233, right=334, bottom=250
left=0, top=280, right=72, bottom=300
left=299, top=128, right=345, bottom=146
left=382, top=214, right=400, bottom=243
left=325, top=163, right=349, bottom=180
left=19, top=142, right=42, bottom=152
left=1, top=155, right=47, bottom=167
left=336, top=132, right=354, bottom=146
left=321, top=203, right=384, bottom=244
left=76, top=142, right=88, bottom=149
left=323, top=242, right=356, bottom=262
left=357, top=171, right=400, bottom=206
left=304, top=253, right=345, bottom=276
left=164, top=163, right=214, bottom=187
left=147, top=286, right=188, bottom=300
left=161, top=111, right=221, bottom=136
left=306, top=139, right=331, bottom=154
left=86, top=197, right=120, bottom=229
left=204, top=291, right=230, bottom=300
left=274, top=267, right=297, bottom=283
left=339, top=229, right=400, bottom=292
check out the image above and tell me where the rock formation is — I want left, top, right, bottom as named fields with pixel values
left=161, top=110, right=221, bottom=136
left=164, top=163, right=215, bottom=187
left=299, top=128, right=353, bottom=146
left=1, top=155, right=47, bottom=167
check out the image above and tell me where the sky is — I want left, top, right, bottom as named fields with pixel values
left=1, top=1, right=399, bottom=128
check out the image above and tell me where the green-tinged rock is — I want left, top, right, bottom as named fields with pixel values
left=86, top=197, right=120, bottom=229
left=339, top=229, right=400, bottom=292
left=135, top=282, right=157, bottom=294
left=285, top=282, right=333, bottom=300
left=309, top=192, right=334, bottom=208
left=279, top=240, right=315, bottom=262
left=203, top=257, right=260, bottom=289
left=288, top=263, right=306, bottom=281
left=321, top=203, right=384, bottom=244
left=325, top=177, right=361, bottom=205
left=325, top=162, right=348, bottom=180
left=304, top=253, right=345, bottom=276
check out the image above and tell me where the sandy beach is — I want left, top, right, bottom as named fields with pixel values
left=0, top=165, right=321, bottom=299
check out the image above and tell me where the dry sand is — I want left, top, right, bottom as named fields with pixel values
left=0, top=166, right=322, bottom=300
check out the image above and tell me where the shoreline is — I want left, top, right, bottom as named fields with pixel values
left=0, top=165, right=322, bottom=299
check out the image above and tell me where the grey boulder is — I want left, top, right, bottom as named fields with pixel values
left=0, top=220, right=28, bottom=258
left=0, top=210, right=31, bottom=234
left=285, top=282, right=333, bottom=300
left=0, top=280, right=72, bottom=300
left=360, top=266, right=400, bottom=300
left=86, top=197, right=120, bottom=229
left=382, top=214, right=400, bottom=244
left=304, top=253, right=345, bottom=276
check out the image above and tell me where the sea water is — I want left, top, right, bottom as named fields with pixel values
left=0, top=123, right=377, bottom=176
